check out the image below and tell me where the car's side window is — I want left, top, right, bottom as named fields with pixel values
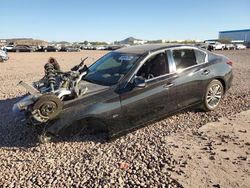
left=172, top=49, right=197, bottom=70
left=194, top=50, right=207, bottom=64
left=136, top=52, right=169, bottom=80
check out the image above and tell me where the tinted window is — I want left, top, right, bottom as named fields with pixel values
left=172, top=49, right=197, bottom=70
left=194, top=50, right=206, bottom=64
left=137, top=53, right=169, bottom=79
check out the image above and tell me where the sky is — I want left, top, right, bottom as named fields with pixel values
left=1, top=0, right=250, bottom=42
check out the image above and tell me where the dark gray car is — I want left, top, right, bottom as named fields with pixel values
left=13, top=44, right=233, bottom=142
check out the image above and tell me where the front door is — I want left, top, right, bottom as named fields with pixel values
left=119, top=52, right=177, bottom=130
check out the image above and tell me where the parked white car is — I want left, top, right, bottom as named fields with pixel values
left=0, top=49, right=9, bottom=62
left=236, top=44, right=247, bottom=50
left=225, top=44, right=236, bottom=50
left=2, top=45, right=14, bottom=51
left=212, top=42, right=225, bottom=50
left=205, top=41, right=225, bottom=50
left=95, top=46, right=105, bottom=50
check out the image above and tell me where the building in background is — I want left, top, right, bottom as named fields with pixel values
left=219, top=29, right=250, bottom=47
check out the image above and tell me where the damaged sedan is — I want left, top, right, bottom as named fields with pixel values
left=13, top=44, right=233, bottom=142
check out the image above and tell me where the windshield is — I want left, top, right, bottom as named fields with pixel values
left=84, top=52, right=140, bottom=86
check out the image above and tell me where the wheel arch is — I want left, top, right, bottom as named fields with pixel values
left=213, top=77, right=226, bottom=94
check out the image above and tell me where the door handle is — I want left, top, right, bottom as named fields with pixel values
left=163, top=82, right=174, bottom=89
left=201, top=69, right=210, bottom=75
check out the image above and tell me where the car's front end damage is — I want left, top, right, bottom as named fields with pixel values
left=13, top=57, right=94, bottom=141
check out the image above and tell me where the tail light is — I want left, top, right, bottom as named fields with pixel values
left=227, top=60, right=233, bottom=66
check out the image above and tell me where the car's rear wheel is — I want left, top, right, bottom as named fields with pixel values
left=203, top=79, right=224, bottom=111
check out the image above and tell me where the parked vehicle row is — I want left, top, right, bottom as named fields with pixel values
left=80, top=45, right=122, bottom=51
left=0, top=44, right=124, bottom=52
left=1, top=45, right=82, bottom=53
left=197, top=42, right=247, bottom=51
left=1, top=43, right=247, bottom=53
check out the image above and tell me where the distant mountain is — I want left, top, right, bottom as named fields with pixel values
left=5, top=38, right=33, bottom=41
left=0, top=38, right=48, bottom=46
left=121, top=37, right=138, bottom=43
left=117, top=37, right=142, bottom=44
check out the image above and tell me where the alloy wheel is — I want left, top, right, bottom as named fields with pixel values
left=206, top=83, right=222, bottom=109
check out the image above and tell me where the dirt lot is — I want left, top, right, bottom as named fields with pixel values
left=0, top=49, right=249, bottom=187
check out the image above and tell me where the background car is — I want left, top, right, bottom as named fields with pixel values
left=195, top=43, right=213, bottom=51
left=60, top=46, right=80, bottom=52
left=95, top=46, right=105, bottom=50
left=1, top=44, right=14, bottom=52
left=11, top=45, right=35, bottom=52
left=209, top=42, right=225, bottom=50
left=37, top=46, right=60, bottom=52
left=104, top=45, right=122, bottom=50
left=236, top=44, right=247, bottom=50
left=225, top=44, right=236, bottom=50
left=45, top=46, right=60, bottom=52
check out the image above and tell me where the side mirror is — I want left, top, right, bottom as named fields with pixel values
left=134, top=76, right=146, bottom=88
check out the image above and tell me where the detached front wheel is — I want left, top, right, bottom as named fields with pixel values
left=203, top=80, right=224, bottom=111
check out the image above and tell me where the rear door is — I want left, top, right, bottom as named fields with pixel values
left=170, top=48, right=210, bottom=109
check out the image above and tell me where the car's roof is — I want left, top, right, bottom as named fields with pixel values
left=115, top=44, right=190, bottom=55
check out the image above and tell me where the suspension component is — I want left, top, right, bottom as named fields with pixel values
left=44, top=63, right=56, bottom=92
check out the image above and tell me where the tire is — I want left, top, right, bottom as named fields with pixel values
left=203, top=79, right=224, bottom=111
left=38, top=132, right=52, bottom=144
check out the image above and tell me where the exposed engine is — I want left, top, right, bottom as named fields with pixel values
left=13, top=57, right=89, bottom=124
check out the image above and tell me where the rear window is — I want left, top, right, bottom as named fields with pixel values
left=194, top=50, right=206, bottom=64
left=172, top=49, right=197, bottom=70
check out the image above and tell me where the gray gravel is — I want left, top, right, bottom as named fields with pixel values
left=0, top=50, right=249, bottom=187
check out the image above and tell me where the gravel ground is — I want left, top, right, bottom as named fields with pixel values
left=0, top=49, right=249, bottom=187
